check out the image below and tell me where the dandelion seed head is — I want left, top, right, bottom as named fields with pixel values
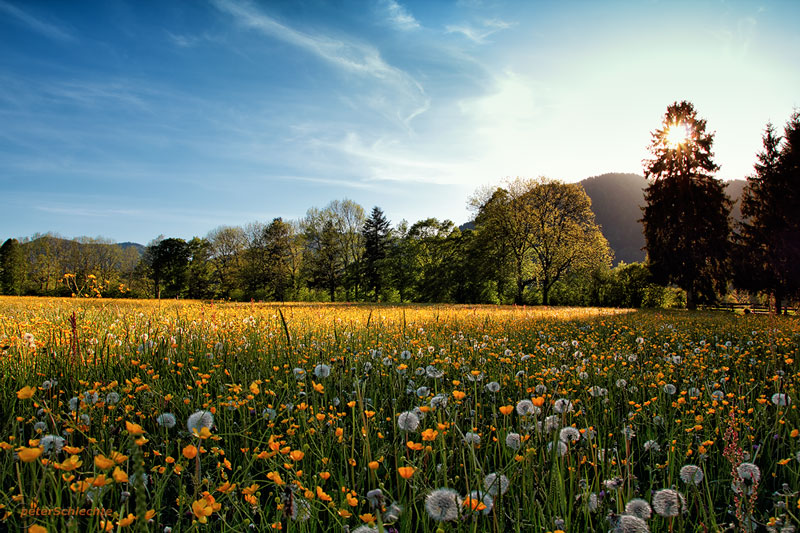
left=40, top=435, right=65, bottom=454
left=608, top=513, right=650, bottom=533
left=624, top=498, right=652, bottom=520
left=187, top=410, right=214, bottom=434
left=463, top=432, right=481, bottom=445
left=483, top=473, right=509, bottom=496
left=679, top=464, right=703, bottom=485
left=652, top=489, right=686, bottom=517
left=425, top=488, right=461, bottom=522
left=559, top=427, right=581, bottom=443
left=397, top=411, right=420, bottom=432
left=516, top=399, right=535, bottom=416
left=505, top=432, right=522, bottom=450
left=772, top=393, right=791, bottom=406
left=313, top=364, right=331, bottom=379
left=553, top=398, right=573, bottom=414
left=485, top=381, right=500, bottom=393
left=157, top=413, right=177, bottom=429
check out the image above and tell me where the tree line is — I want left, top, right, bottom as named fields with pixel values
left=1, top=102, right=797, bottom=310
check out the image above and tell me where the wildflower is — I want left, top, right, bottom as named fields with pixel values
left=499, top=405, right=514, bottom=415
left=421, top=429, right=438, bottom=441
left=425, top=488, right=461, bottom=522
left=485, top=381, right=500, bottom=393
left=182, top=445, right=198, bottom=459
left=398, top=466, right=415, bottom=479
left=624, top=498, right=652, bottom=519
left=383, top=501, right=403, bottom=522
left=544, top=415, right=561, bottom=432
left=505, top=432, right=522, bottom=450
left=366, top=488, right=384, bottom=508
left=516, top=399, right=535, bottom=416
left=652, top=489, right=686, bottom=517
left=17, top=386, right=36, bottom=400
left=125, top=421, right=146, bottom=435
left=157, top=413, right=177, bottom=429
left=106, top=392, right=120, bottom=404
left=187, top=410, right=214, bottom=434
left=664, top=384, right=677, bottom=395
left=643, top=440, right=661, bottom=452
left=95, top=455, right=115, bottom=469
left=18, top=446, right=43, bottom=462
left=679, top=464, right=703, bottom=485
left=352, top=527, right=378, bottom=533
left=737, top=462, right=761, bottom=485
left=483, top=473, right=509, bottom=496
left=113, top=467, right=129, bottom=483
left=559, top=427, right=581, bottom=443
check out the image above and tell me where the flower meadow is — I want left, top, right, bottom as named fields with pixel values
left=1, top=298, right=799, bottom=532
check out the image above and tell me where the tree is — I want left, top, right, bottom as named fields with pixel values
left=641, top=101, right=731, bottom=309
left=473, top=178, right=611, bottom=305
left=303, top=218, right=343, bottom=301
left=146, top=238, right=190, bottom=298
left=187, top=237, right=215, bottom=300
left=736, top=114, right=800, bottom=312
left=207, top=226, right=247, bottom=298
left=361, top=207, right=391, bottom=301
left=0, top=238, right=25, bottom=295
left=406, top=218, right=461, bottom=302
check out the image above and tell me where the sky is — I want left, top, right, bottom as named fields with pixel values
left=1, top=0, right=799, bottom=244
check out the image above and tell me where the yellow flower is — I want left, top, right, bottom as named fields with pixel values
left=452, top=390, right=466, bottom=400
left=499, top=405, right=514, bottom=415
left=289, top=450, right=304, bottom=461
left=118, top=513, right=135, bottom=527
left=29, top=526, right=48, bottom=533
left=398, top=466, right=415, bottom=479
left=125, top=421, right=146, bottom=435
left=55, top=455, right=82, bottom=471
left=95, top=455, right=115, bottom=470
left=112, top=467, right=129, bottom=483
left=368, top=461, right=379, bottom=471
left=217, top=481, right=236, bottom=493
left=144, top=509, right=156, bottom=521
left=183, top=445, right=198, bottom=460
left=17, top=447, right=42, bottom=463
left=421, top=428, right=438, bottom=441
left=16, top=386, right=36, bottom=400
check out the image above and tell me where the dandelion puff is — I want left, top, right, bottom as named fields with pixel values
left=69, top=397, right=80, bottom=412
left=425, top=488, right=461, bottom=522
left=397, top=411, right=420, bottom=432
left=463, top=432, right=481, bottom=446
left=313, top=364, right=331, bottom=379
left=157, top=413, right=177, bottom=429
left=608, top=513, right=650, bottom=533
left=544, top=415, right=561, bottom=432
left=485, top=381, right=500, bottom=393
left=679, top=464, right=703, bottom=485
left=352, top=527, right=378, bottom=533
left=105, top=392, right=120, bottom=405
left=736, top=462, right=761, bottom=488
left=366, top=488, right=384, bottom=509
left=772, top=393, right=791, bottom=406
left=483, top=473, right=509, bottom=497
left=624, top=498, right=652, bottom=520
left=652, top=489, right=686, bottom=517
left=187, top=410, right=214, bottom=434
left=663, top=384, right=677, bottom=395
left=548, top=440, right=568, bottom=456
left=553, top=398, right=573, bottom=414
left=505, top=432, right=522, bottom=450
left=516, top=399, right=535, bottom=416
left=644, top=440, right=660, bottom=452
left=383, top=501, right=403, bottom=522
left=559, top=427, right=581, bottom=443
left=40, top=435, right=65, bottom=454
left=33, top=421, right=47, bottom=433
left=587, top=493, right=600, bottom=512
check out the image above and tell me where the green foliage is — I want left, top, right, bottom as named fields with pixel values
left=0, top=238, right=25, bottom=295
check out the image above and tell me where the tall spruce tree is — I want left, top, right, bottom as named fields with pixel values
left=361, top=207, right=391, bottom=301
left=641, top=101, right=731, bottom=309
left=737, top=114, right=800, bottom=312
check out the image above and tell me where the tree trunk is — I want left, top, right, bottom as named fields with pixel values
left=686, top=287, right=696, bottom=310
left=542, top=280, right=550, bottom=306
left=515, top=259, right=525, bottom=305
left=774, top=288, right=783, bottom=315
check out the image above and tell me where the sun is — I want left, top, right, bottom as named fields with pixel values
left=664, top=122, right=691, bottom=148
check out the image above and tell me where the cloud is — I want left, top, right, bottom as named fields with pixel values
left=0, top=0, right=74, bottom=41
left=211, top=0, right=428, bottom=124
left=378, top=0, right=420, bottom=31
left=445, top=18, right=512, bottom=44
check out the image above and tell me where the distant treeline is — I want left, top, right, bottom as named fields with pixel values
left=0, top=180, right=683, bottom=308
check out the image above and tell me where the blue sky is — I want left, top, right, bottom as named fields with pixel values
left=1, top=0, right=798, bottom=244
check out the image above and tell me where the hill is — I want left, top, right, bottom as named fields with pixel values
left=580, top=173, right=746, bottom=265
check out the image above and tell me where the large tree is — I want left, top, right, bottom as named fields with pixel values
left=473, top=178, right=611, bottom=305
left=641, top=101, right=731, bottom=309
left=736, top=114, right=800, bottom=312
left=361, top=206, right=391, bottom=301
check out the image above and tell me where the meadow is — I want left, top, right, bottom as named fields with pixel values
left=1, top=297, right=798, bottom=533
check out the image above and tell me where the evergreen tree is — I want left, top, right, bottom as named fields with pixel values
left=0, top=238, right=25, bottom=295
left=737, top=114, right=800, bottom=312
left=361, top=206, right=391, bottom=301
left=641, top=101, right=731, bottom=309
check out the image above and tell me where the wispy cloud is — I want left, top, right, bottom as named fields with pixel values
left=445, top=18, right=512, bottom=44
left=211, top=0, right=428, bottom=124
left=377, top=0, right=420, bottom=31
left=0, top=0, right=74, bottom=42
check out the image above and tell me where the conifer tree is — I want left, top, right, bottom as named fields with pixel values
left=361, top=207, right=391, bottom=301
left=641, top=101, right=731, bottom=309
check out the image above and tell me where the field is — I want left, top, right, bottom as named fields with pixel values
left=1, top=297, right=799, bottom=533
